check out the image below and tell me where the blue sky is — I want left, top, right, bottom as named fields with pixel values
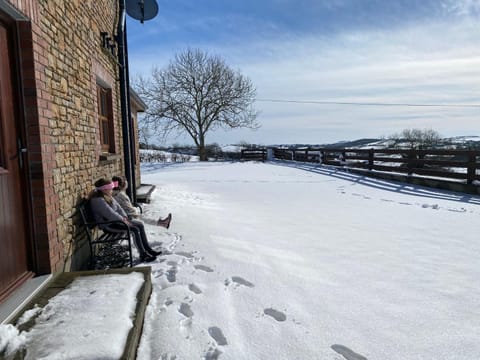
left=126, top=0, right=480, bottom=145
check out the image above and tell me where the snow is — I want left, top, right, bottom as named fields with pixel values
left=2, top=160, right=480, bottom=359
left=1, top=273, right=145, bottom=359
left=447, top=136, right=480, bottom=143
left=0, top=324, right=26, bottom=357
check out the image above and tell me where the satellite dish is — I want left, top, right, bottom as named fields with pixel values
left=126, top=0, right=159, bottom=23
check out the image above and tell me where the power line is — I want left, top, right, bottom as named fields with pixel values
left=256, top=98, right=480, bottom=108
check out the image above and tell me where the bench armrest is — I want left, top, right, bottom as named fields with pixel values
left=83, top=219, right=129, bottom=230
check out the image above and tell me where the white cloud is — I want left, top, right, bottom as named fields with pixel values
left=129, top=13, right=480, bottom=145
left=442, top=0, right=480, bottom=16
left=224, top=19, right=480, bottom=143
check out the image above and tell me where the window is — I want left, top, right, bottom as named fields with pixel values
left=97, top=84, right=114, bottom=153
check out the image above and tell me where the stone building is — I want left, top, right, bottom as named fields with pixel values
left=0, top=0, right=144, bottom=306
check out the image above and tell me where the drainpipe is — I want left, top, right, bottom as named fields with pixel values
left=116, top=0, right=136, bottom=202
left=124, top=25, right=138, bottom=202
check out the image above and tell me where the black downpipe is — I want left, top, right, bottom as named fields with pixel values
left=116, top=0, right=136, bottom=202
left=123, top=24, right=138, bottom=202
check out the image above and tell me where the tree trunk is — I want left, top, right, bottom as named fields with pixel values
left=198, top=145, right=208, bottom=161
left=198, top=134, right=208, bottom=161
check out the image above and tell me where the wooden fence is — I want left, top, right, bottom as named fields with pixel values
left=271, top=147, right=480, bottom=185
left=240, top=149, right=267, bottom=161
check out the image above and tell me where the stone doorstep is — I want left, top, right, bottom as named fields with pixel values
left=0, top=275, right=52, bottom=325
left=136, top=184, right=156, bottom=203
left=7, top=267, right=153, bottom=360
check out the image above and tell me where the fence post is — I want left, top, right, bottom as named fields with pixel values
left=407, top=150, right=414, bottom=175
left=368, top=149, right=374, bottom=170
left=266, top=148, right=273, bottom=161
left=467, top=153, right=476, bottom=185
left=320, top=151, right=324, bottom=164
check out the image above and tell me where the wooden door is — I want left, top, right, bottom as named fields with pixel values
left=0, top=20, right=32, bottom=301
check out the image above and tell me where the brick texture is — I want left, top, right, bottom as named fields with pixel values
left=6, top=0, right=134, bottom=273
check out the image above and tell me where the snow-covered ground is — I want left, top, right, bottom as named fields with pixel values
left=138, top=161, right=480, bottom=360
left=2, top=160, right=480, bottom=359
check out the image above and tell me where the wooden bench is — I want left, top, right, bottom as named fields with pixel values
left=78, top=199, right=133, bottom=269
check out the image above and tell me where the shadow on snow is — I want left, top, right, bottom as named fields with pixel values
left=271, top=160, right=480, bottom=205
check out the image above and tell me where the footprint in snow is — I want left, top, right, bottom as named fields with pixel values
left=225, top=276, right=254, bottom=288
left=422, top=203, right=439, bottom=209
left=264, top=308, right=286, bottom=322
left=204, top=347, right=222, bottom=360
left=152, top=269, right=164, bottom=278
left=178, top=303, right=194, bottom=318
left=448, top=207, right=466, bottom=213
left=166, top=263, right=178, bottom=283
left=159, top=298, right=173, bottom=313
left=175, top=251, right=195, bottom=259
left=331, top=344, right=368, bottom=360
left=194, top=264, right=214, bottom=272
left=188, top=283, right=202, bottom=294
left=208, top=326, right=228, bottom=346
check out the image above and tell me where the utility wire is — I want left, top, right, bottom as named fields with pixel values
left=256, top=98, right=480, bottom=108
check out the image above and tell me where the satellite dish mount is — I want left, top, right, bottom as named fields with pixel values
left=125, top=0, right=159, bottom=23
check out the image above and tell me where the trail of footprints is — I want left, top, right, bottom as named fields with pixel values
left=155, top=247, right=291, bottom=359
left=341, top=188, right=473, bottom=215
left=157, top=247, right=367, bottom=359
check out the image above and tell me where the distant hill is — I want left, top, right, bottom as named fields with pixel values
left=268, top=136, right=480, bottom=150
left=324, top=138, right=382, bottom=148
left=141, top=136, right=480, bottom=159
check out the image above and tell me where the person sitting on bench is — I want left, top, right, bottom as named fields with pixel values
left=89, top=178, right=160, bottom=263
left=112, top=175, right=172, bottom=228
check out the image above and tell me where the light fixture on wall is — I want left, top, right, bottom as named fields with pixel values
left=100, top=32, right=116, bottom=55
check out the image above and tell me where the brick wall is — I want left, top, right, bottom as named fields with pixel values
left=9, top=0, right=128, bottom=272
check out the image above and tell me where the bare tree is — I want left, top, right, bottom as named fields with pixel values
left=134, top=49, right=259, bottom=161
left=138, top=120, right=152, bottom=149
left=389, top=128, right=441, bottom=149
left=419, top=128, right=442, bottom=149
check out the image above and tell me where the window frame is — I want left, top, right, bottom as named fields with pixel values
left=96, top=83, right=115, bottom=153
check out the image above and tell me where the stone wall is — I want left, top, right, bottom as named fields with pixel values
left=9, top=0, right=128, bottom=272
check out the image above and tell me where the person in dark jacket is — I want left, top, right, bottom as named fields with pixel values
left=89, top=178, right=160, bottom=262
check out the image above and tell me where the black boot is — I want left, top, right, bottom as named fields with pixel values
left=148, top=249, right=162, bottom=256
left=140, top=254, right=157, bottom=262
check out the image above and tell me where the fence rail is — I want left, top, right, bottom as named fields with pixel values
left=240, top=149, right=267, bottom=161
left=271, top=147, right=480, bottom=184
